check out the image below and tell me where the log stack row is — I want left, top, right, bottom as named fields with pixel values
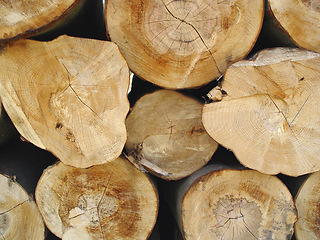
left=0, top=0, right=320, bottom=239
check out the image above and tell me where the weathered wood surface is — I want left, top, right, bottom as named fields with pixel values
left=294, top=171, right=320, bottom=239
left=266, top=0, right=320, bottom=53
left=105, top=0, right=264, bottom=89
left=0, top=173, right=45, bottom=239
left=165, top=164, right=297, bottom=239
left=35, top=157, right=158, bottom=240
left=125, top=89, right=218, bottom=180
left=0, top=0, right=88, bottom=42
left=203, top=47, right=320, bottom=176
left=0, top=35, right=130, bottom=168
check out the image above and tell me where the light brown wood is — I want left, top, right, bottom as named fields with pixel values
left=202, top=47, right=320, bottom=176
left=0, top=35, right=130, bottom=168
left=0, top=0, right=87, bottom=42
left=105, top=0, right=264, bottom=89
left=165, top=164, right=297, bottom=240
left=0, top=173, right=45, bottom=239
left=294, top=171, right=320, bottom=239
left=266, top=0, right=320, bottom=53
left=125, top=89, right=218, bottom=180
left=35, top=157, right=158, bottom=240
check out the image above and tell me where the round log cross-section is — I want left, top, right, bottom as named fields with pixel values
left=0, top=35, right=130, bottom=168
left=202, top=47, right=320, bottom=176
left=166, top=165, right=297, bottom=239
left=35, top=157, right=158, bottom=240
left=105, top=0, right=264, bottom=89
left=125, top=90, right=218, bottom=180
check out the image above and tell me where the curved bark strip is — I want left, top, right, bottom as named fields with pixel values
left=0, top=173, right=45, bottom=240
left=294, top=171, right=320, bottom=239
left=203, top=47, right=320, bottom=176
left=267, top=0, right=320, bottom=53
left=0, top=0, right=87, bottom=42
left=166, top=165, right=297, bottom=239
left=35, top=157, right=158, bottom=240
left=105, top=0, right=264, bottom=89
left=0, top=36, right=130, bottom=168
left=125, top=90, right=218, bottom=180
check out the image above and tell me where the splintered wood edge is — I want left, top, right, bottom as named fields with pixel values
left=106, top=0, right=264, bottom=89
left=0, top=174, right=45, bottom=239
left=202, top=47, right=320, bottom=176
left=294, top=171, right=320, bottom=239
left=180, top=169, right=297, bottom=239
left=0, top=0, right=83, bottom=42
left=0, top=35, right=130, bottom=168
left=35, top=157, right=158, bottom=239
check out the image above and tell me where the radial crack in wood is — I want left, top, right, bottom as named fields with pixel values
left=165, top=165, right=297, bottom=239
left=202, top=47, right=320, bottom=176
left=105, top=0, right=264, bottom=89
left=125, top=89, right=218, bottom=180
left=0, top=35, right=130, bottom=168
left=35, top=157, right=158, bottom=240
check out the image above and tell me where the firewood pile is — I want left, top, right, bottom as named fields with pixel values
left=0, top=0, right=319, bottom=239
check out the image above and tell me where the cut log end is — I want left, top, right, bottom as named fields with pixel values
left=35, top=157, right=158, bottom=239
left=267, top=0, right=320, bottom=53
left=0, top=174, right=45, bottom=239
left=125, top=89, right=218, bottom=180
left=295, top=171, right=320, bottom=239
left=0, top=35, right=130, bottom=168
left=202, top=47, right=320, bottom=176
left=181, top=169, right=297, bottom=239
left=106, top=0, right=264, bottom=89
left=0, top=0, right=83, bottom=42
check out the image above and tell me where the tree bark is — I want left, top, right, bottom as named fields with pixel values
left=294, top=171, right=320, bottom=239
left=0, top=173, right=45, bottom=239
left=0, top=0, right=88, bottom=42
left=265, top=0, right=320, bottom=53
left=105, top=0, right=264, bottom=89
left=164, top=164, right=297, bottom=240
left=35, top=157, right=158, bottom=240
left=202, top=47, right=320, bottom=176
left=0, top=35, right=130, bottom=168
left=125, top=89, right=218, bottom=180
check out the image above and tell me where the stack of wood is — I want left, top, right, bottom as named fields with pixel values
left=0, top=0, right=320, bottom=239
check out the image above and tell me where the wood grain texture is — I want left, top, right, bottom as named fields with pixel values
left=0, top=173, right=45, bottom=239
left=267, top=0, right=320, bottom=53
left=125, top=90, right=218, bottom=180
left=203, top=47, right=320, bottom=176
left=0, top=0, right=86, bottom=42
left=35, top=157, right=158, bottom=240
left=105, top=0, right=264, bottom=89
left=0, top=36, right=130, bottom=168
left=295, top=171, right=320, bottom=239
left=166, top=165, right=297, bottom=240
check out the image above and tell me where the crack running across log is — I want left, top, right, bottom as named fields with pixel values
left=160, top=0, right=222, bottom=75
